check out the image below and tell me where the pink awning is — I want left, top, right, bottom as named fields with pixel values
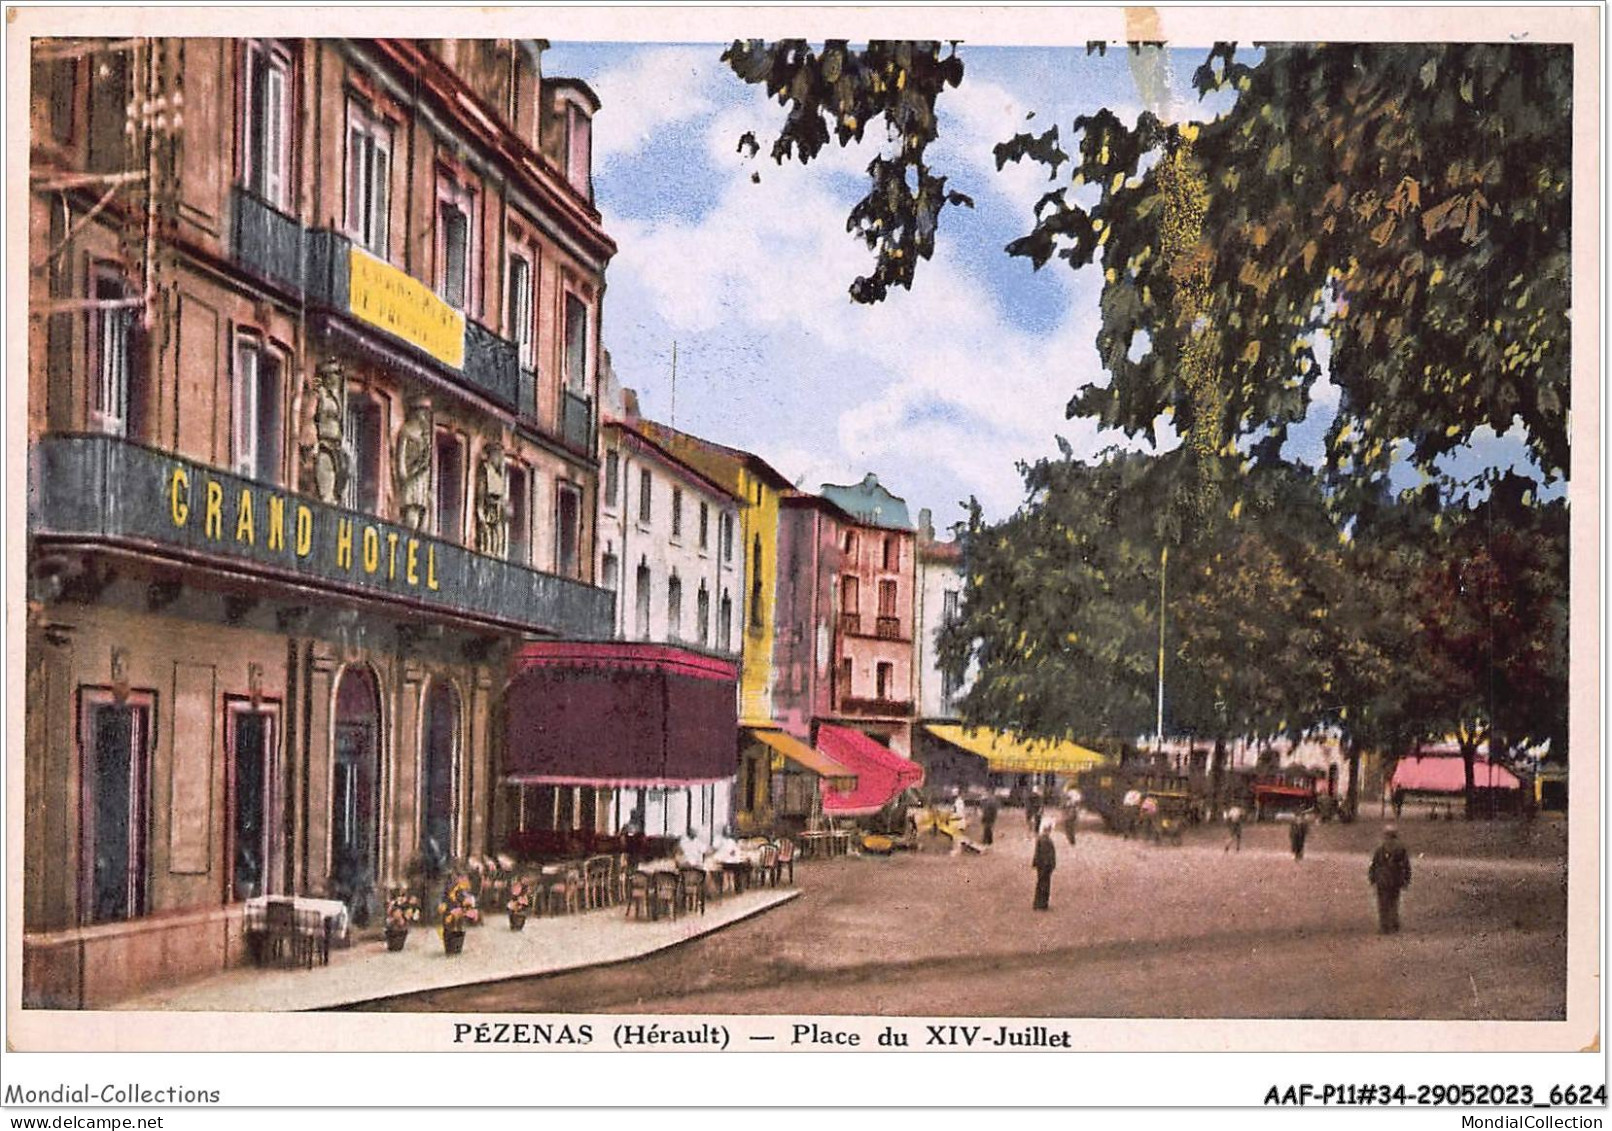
left=816, top=724, right=924, bottom=816
left=1392, top=755, right=1521, bottom=794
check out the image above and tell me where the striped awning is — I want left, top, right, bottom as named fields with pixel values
left=747, top=728, right=857, bottom=790
left=925, top=724, right=1109, bottom=775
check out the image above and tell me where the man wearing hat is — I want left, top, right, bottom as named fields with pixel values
left=1031, top=818, right=1057, bottom=911
left=1367, top=825, right=1412, bottom=933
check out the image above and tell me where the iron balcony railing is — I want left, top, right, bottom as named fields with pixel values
left=231, top=187, right=521, bottom=414
left=29, top=434, right=615, bottom=639
left=837, top=694, right=915, bottom=719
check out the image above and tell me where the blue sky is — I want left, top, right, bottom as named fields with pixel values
left=545, top=41, right=1553, bottom=525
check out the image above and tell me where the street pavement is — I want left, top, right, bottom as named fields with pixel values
left=370, top=812, right=1568, bottom=1020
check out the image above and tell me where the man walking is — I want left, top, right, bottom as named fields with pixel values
left=980, top=793, right=1000, bottom=846
left=1224, top=805, right=1244, bottom=853
left=1367, top=825, right=1412, bottom=933
left=1025, top=790, right=1044, bottom=835
left=1031, top=819, right=1057, bottom=910
left=1289, top=810, right=1312, bottom=860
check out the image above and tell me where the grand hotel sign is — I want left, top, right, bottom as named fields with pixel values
left=29, top=435, right=612, bottom=639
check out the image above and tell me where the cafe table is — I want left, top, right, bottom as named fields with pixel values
left=243, top=895, right=349, bottom=967
left=244, top=895, right=349, bottom=941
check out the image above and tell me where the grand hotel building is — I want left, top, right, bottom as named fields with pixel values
left=22, top=36, right=628, bottom=1006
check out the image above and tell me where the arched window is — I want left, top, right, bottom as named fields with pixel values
left=697, top=582, right=710, bottom=646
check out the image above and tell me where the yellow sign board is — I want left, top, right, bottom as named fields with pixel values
left=347, top=247, right=466, bottom=369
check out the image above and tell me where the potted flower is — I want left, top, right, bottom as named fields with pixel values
left=383, top=887, right=421, bottom=951
left=437, top=876, right=479, bottom=955
left=506, top=880, right=533, bottom=931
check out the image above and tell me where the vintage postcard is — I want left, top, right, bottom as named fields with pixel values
left=4, top=2, right=1603, bottom=1108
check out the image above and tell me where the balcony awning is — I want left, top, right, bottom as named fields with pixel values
left=747, top=728, right=857, bottom=791
left=505, top=643, right=738, bottom=787
left=816, top=724, right=924, bottom=816
left=925, top=724, right=1108, bottom=775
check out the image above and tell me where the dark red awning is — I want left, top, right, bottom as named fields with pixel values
left=816, top=724, right=924, bottom=816
left=505, top=643, right=738, bottom=786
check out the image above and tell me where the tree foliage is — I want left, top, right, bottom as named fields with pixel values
left=938, top=452, right=1372, bottom=748
left=940, top=451, right=1569, bottom=810
left=723, top=39, right=973, bottom=303
left=727, top=40, right=1574, bottom=794
left=999, top=42, right=1571, bottom=500
left=1407, top=475, right=1570, bottom=763
left=727, top=40, right=1571, bottom=501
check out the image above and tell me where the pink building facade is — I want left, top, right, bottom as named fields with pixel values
left=774, top=492, right=918, bottom=760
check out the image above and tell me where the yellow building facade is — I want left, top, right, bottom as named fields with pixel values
left=633, top=421, right=795, bottom=832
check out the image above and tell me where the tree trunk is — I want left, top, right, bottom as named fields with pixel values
left=1344, top=734, right=1361, bottom=823
left=1461, top=735, right=1479, bottom=820
left=1211, top=735, right=1228, bottom=820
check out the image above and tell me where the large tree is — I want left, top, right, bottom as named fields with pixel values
left=1404, top=474, right=1570, bottom=815
left=727, top=40, right=1572, bottom=504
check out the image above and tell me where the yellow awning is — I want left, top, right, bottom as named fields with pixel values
left=747, top=728, right=858, bottom=788
left=925, top=724, right=1109, bottom=775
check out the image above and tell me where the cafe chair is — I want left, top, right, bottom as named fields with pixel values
left=677, top=866, right=707, bottom=916
left=614, top=854, right=633, bottom=905
left=755, top=842, right=781, bottom=888
left=774, top=837, right=796, bottom=885
left=624, top=870, right=654, bottom=920
left=546, top=865, right=582, bottom=916
left=584, top=856, right=614, bottom=910
left=298, top=907, right=331, bottom=967
left=651, top=871, right=681, bottom=920
left=264, top=897, right=311, bottom=969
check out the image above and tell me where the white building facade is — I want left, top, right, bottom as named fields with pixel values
left=596, top=420, right=743, bottom=846
left=914, top=508, right=968, bottom=720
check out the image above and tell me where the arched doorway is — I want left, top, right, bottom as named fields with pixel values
left=420, top=679, right=460, bottom=869
left=331, top=665, right=380, bottom=902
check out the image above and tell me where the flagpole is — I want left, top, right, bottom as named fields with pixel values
left=1156, top=544, right=1168, bottom=751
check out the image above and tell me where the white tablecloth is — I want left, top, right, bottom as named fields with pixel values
left=244, top=896, right=350, bottom=941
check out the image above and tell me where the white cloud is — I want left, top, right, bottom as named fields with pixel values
left=588, top=47, right=722, bottom=166
left=591, top=47, right=1170, bottom=520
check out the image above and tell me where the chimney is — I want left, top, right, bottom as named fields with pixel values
left=918, top=507, right=934, bottom=544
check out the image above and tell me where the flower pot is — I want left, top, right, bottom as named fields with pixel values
left=384, top=928, right=409, bottom=952
left=509, top=912, right=527, bottom=931
left=443, top=929, right=466, bottom=956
